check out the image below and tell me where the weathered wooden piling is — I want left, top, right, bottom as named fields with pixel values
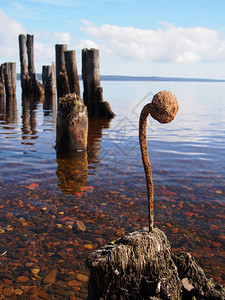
left=42, top=62, right=56, bottom=95
left=26, top=34, right=44, bottom=95
left=3, top=62, right=17, bottom=96
left=55, top=44, right=69, bottom=98
left=82, top=48, right=115, bottom=118
left=18, top=34, right=30, bottom=91
left=0, top=64, right=4, bottom=97
left=65, top=50, right=80, bottom=97
left=52, top=62, right=56, bottom=92
left=87, top=228, right=225, bottom=300
left=42, top=65, right=52, bottom=94
left=26, top=34, right=36, bottom=84
left=18, top=34, right=44, bottom=95
left=56, top=93, right=88, bottom=153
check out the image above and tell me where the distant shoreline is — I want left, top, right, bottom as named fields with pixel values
left=17, top=74, right=225, bottom=83
left=99, top=75, right=225, bottom=82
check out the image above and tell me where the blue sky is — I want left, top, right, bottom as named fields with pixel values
left=1, top=0, right=225, bottom=78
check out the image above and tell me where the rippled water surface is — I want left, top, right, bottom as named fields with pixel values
left=0, top=80, right=225, bottom=298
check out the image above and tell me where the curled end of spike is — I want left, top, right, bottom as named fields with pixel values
left=150, top=90, right=179, bottom=124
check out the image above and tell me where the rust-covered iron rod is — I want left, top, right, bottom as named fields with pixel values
left=139, top=91, right=179, bottom=232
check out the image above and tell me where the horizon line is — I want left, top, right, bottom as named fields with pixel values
left=16, top=73, right=225, bottom=82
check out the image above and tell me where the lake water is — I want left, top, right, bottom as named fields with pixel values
left=0, top=80, right=225, bottom=298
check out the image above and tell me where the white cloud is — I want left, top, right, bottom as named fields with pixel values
left=80, top=20, right=225, bottom=63
left=26, top=0, right=79, bottom=7
left=75, top=39, right=99, bottom=50
left=0, top=6, right=74, bottom=72
left=0, top=9, right=26, bottom=61
left=53, top=32, right=72, bottom=44
left=65, top=20, right=74, bottom=26
left=34, top=42, right=55, bottom=66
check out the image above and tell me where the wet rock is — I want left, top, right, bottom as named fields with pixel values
left=55, top=288, right=75, bottom=297
left=16, top=275, right=29, bottom=283
left=3, top=286, right=14, bottom=296
left=27, top=286, right=50, bottom=299
left=84, top=244, right=93, bottom=250
left=95, top=237, right=106, bottom=246
left=31, top=268, right=40, bottom=278
left=57, top=273, right=74, bottom=282
left=21, top=285, right=31, bottom=292
left=67, top=280, right=82, bottom=287
left=43, top=269, right=58, bottom=285
left=76, top=273, right=89, bottom=283
left=14, top=288, right=23, bottom=295
left=73, top=220, right=86, bottom=233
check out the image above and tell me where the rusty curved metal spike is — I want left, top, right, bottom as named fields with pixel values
left=139, top=91, right=179, bottom=232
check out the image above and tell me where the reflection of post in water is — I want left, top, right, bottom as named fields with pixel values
left=0, top=96, right=4, bottom=115
left=0, top=65, right=4, bottom=98
left=87, top=118, right=111, bottom=164
left=56, top=151, right=88, bottom=195
left=43, top=94, right=57, bottom=117
left=5, top=96, right=17, bottom=124
left=0, top=95, right=18, bottom=125
left=56, top=118, right=112, bottom=194
left=21, top=94, right=39, bottom=144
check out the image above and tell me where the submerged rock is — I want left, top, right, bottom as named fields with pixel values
left=87, top=228, right=225, bottom=300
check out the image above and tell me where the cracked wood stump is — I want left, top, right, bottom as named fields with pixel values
left=87, top=228, right=225, bottom=300
left=56, top=93, right=88, bottom=153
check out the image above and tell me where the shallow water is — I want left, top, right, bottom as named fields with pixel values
left=0, top=80, right=225, bottom=298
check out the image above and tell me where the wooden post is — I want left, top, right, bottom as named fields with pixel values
left=19, top=34, right=44, bottom=95
left=0, top=64, right=4, bottom=97
left=26, top=34, right=44, bottom=95
left=65, top=50, right=80, bottom=97
left=87, top=228, right=225, bottom=299
left=82, top=48, right=100, bottom=116
left=87, top=228, right=181, bottom=299
left=56, top=93, right=88, bottom=153
left=26, top=34, right=37, bottom=84
left=3, top=62, right=16, bottom=96
left=55, top=44, right=69, bottom=98
left=42, top=63, right=56, bottom=95
left=42, top=65, right=50, bottom=93
left=18, top=34, right=30, bottom=91
left=82, top=48, right=115, bottom=118
left=52, top=62, right=56, bottom=92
